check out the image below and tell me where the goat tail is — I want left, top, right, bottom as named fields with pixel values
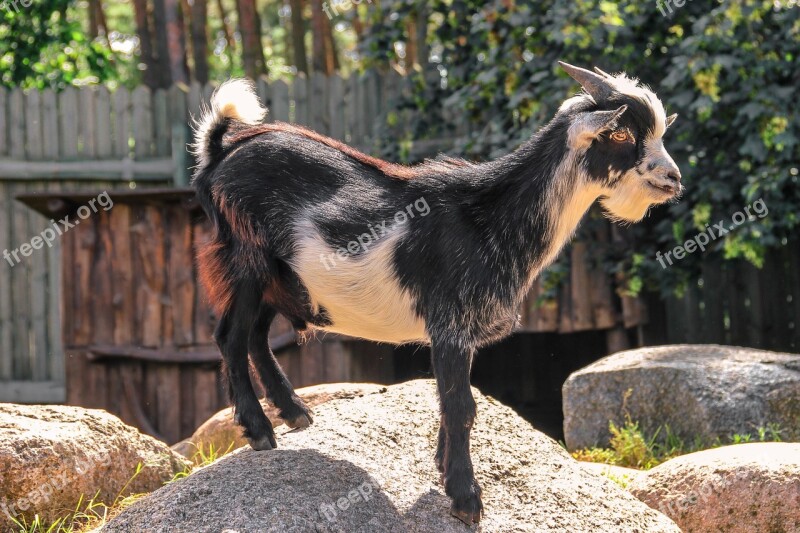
left=191, top=78, right=267, bottom=174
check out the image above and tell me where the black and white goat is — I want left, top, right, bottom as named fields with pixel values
left=192, top=62, right=681, bottom=524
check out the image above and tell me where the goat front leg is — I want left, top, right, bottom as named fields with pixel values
left=215, top=280, right=276, bottom=451
left=431, top=339, right=483, bottom=524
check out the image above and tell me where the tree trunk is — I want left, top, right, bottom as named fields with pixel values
left=289, top=0, right=308, bottom=75
left=215, top=0, right=236, bottom=66
left=153, top=0, right=189, bottom=86
left=310, top=0, right=334, bottom=74
left=236, top=0, right=267, bottom=79
left=133, top=0, right=160, bottom=88
left=190, top=0, right=210, bottom=83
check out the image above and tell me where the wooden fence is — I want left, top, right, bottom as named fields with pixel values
left=0, top=72, right=419, bottom=402
left=1, top=73, right=797, bottom=406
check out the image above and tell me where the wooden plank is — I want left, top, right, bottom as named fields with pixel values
left=0, top=184, right=14, bottom=380
left=153, top=89, right=171, bottom=157
left=72, top=209, right=96, bottom=347
left=10, top=181, right=32, bottom=379
left=24, top=90, right=43, bottom=159
left=113, top=87, right=132, bottom=158
left=310, top=72, right=328, bottom=134
left=293, top=73, right=308, bottom=125
left=87, top=345, right=220, bottom=364
left=132, top=206, right=165, bottom=348
left=192, top=220, right=215, bottom=344
left=323, top=339, right=350, bottom=383
left=109, top=204, right=135, bottom=346
left=9, top=88, right=25, bottom=158
left=786, top=242, right=800, bottom=351
left=179, top=368, right=196, bottom=440
left=0, top=159, right=175, bottom=180
left=328, top=74, right=345, bottom=141
left=0, top=87, right=7, bottom=156
left=59, top=87, right=79, bottom=159
left=256, top=76, right=270, bottom=109
left=167, top=208, right=196, bottom=346
left=168, top=84, right=189, bottom=186
left=270, top=80, right=290, bottom=122
left=27, top=181, right=49, bottom=380
left=700, top=255, right=725, bottom=343
left=194, top=368, right=221, bottom=431
left=60, top=221, right=76, bottom=348
left=95, top=86, right=113, bottom=158
left=345, top=74, right=358, bottom=145
left=301, top=339, right=325, bottom=387
left=46, top=180, right=65, bottom=384
left=743, top=263, right=764, bottom=348
left=156, top=365, right=182, bottom=444
left=569, top=242, right=594, bottom=331
left=133, top=86, right=153, bottom=159
left=0, top=381, right=66, bottom=403
left=79, top=87, right=97, bottom=158
left=41, top=89, right=59, bottom=159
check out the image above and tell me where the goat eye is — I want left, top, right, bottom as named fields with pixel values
left=610, top=130, right=631, bottom=143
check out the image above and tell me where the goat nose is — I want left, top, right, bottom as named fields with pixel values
left=666, top=169, right=681, bottom=183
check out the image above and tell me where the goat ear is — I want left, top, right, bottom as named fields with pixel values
left=569, top=105, right=628, bottom=148
left=666, top=113, right=678, bottom=127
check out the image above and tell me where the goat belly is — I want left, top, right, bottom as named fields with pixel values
left=288, top=220, right=429, bottom=345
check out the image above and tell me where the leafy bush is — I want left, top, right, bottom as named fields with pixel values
left=361, top=0, right=800, bottom=295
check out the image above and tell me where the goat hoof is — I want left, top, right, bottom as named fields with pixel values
left=285, top=412, right=313, bottom=429
left=450, top=496, right=483, bottom=525
left=248, top=433, right=277, bottom=451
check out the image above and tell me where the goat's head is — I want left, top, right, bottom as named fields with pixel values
left=557, top=61, right=682, bottom=222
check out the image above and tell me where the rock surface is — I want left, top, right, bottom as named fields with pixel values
left=579, top=462, right=642, bottom=487
left=629, top=443, right=800, bottom=533
left=562, top=344, right=800, bottom=450
left=172, top=383, right=386, bottom=458
left=104, top=380, right=679, bottom=533
left=0, top=403, right=189, bottom=531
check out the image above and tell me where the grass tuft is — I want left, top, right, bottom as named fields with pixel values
left=10, top=442, right=238, bottom=533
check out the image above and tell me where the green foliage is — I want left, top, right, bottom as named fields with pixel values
left=571, top=418, right=786, bottom=470
left=0, top=0, right=124, bottom=89
left=361, top=0, right=800, bottom=295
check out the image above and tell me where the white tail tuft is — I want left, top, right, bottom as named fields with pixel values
left=192, top=79, right=268, bottom=170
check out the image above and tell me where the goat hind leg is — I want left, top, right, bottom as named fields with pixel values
left=248, top=301, right=313, bottom=429
left=216, top=280, right=276, bottom=451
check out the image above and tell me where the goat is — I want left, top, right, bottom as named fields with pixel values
left=191, top=62, right=681, bottom=524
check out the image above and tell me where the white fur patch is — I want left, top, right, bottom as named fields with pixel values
left=192, top=79, right=267, bottom=170
left=288, top=218, right=429, bottom=344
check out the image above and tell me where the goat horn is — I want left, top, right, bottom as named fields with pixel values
left=593, top=66, right=613, bottom=78
left=558, top=61, right=614, bottom=102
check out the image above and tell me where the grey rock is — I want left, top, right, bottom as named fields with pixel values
left=103, top=380, right=678, bottom=533
left=629, top=442, right=800, bottom=533
left=562, top=344, right=800, bottom=450
left=0, top=403, right=190, bottom=532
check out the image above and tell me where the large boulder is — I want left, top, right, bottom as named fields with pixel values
left=629, top=443, right=800, bottom=533
left=0, top=404, right=189, bottom=531
left=172, top=383, right=386, bottom=458
left=563, top=344, right=800, bottom=450
left=104, top=380, right=679, bottom=532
